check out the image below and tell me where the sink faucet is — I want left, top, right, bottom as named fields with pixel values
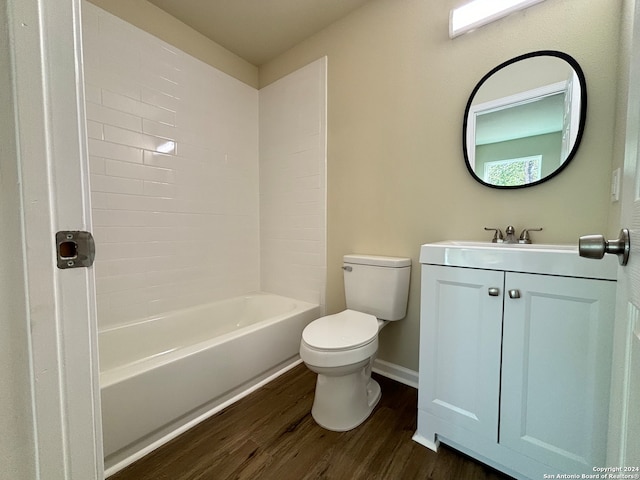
left=504, top=225, right=517, bottom=244
left=484, top=227, right=504, bottom=243
left=519, top=227, right=543, bottom=244
left=485, top=225, right=544, bottom=244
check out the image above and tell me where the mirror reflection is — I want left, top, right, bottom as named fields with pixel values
left=463, top=51, right=586, bottom=189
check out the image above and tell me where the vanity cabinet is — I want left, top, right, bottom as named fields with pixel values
left=416, top=261, right=616, bottom=480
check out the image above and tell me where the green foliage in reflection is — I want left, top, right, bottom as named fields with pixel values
left=484, top=158, right=541, bottom=187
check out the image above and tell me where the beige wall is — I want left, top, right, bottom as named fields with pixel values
left=85, top=0, right=259, bottom=88
left=260, top=0, right=623, bottom=370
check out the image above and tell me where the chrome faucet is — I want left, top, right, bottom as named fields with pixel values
left=485, top=225, right=543, bottom=244
left=504, top=225, right=517, bottom=244
left=518, top=227, right=543, bottom=244
left=484, top=227, right=504, bottom=243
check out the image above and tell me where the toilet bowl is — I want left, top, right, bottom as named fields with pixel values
left=300, top=254, right=411, bottom=432
left=300, top=310, right=383, bottom=431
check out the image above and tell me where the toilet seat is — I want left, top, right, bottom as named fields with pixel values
left=302, top=309, right=378, bottom=351
left=300, top=310, right=379, bottom=369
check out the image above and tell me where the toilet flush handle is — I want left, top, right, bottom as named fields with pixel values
left=342, top=266, right=353, bottom=272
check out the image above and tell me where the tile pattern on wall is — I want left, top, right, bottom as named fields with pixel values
left=259, top=59, right=327, bottom=307
left=83, top=3, right=260, bottom=329
left=83, top=3, right=326, bottom=329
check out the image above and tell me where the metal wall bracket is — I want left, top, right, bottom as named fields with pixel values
left=56, top=231, right=95, bottom=269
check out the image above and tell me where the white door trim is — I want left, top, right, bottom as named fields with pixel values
left=607, top=0, right=640, bottom=467
left=8, top=0, right=103, bottom=478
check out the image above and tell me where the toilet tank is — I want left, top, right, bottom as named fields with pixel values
left=343, top=254, right=411, bottom=321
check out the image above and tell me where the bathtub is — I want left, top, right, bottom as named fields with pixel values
left=100, top=292, right=320, bottom=474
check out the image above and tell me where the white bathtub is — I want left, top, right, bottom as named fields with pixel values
left=100, top=293, right=320, bottom=474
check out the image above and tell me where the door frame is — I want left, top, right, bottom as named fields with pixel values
left=607, top=0, right=640, bottom=467
left=8, top=0, right=103, bottom=477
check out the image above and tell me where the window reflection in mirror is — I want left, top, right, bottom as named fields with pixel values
left=463, top=51, right=586, bottom=189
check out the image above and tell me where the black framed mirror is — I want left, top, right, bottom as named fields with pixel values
left=463, top=51, right=587, bottom=189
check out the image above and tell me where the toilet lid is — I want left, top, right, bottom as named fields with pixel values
left=302, top=310, right=378, bottom=351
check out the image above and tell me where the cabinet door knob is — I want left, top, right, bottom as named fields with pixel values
left=488, top=287, right=500, bottom=296
left=508, top=289, right=521, bottom=299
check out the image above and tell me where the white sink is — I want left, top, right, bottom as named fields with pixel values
left=419, top=240, right=618, bottom=280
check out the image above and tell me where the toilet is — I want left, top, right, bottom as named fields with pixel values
left=300, top=254, right=411, bottom=431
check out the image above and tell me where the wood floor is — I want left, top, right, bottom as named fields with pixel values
left=109, top=364, right=513, bottom=480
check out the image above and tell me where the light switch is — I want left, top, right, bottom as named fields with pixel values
left=611, top=167, right=621, bottom=202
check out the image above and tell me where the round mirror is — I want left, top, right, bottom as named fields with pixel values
left=463, top=51, right=587, bottom=189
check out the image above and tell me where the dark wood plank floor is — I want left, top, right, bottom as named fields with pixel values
left=109, top=364, right=513, bottom=480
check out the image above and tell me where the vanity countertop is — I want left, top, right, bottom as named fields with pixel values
left=419, top=241, right=618, bottom=280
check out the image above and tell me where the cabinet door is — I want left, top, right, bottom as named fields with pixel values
left=500, top=272, right=616, bottom=473
left=419, top=265, right=504, bottom=441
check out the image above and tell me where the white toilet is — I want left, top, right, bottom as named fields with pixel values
left=300, top=254, right=411, bottom=431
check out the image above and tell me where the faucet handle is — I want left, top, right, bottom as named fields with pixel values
left=519, top=227, right=543, bottom=244
left=484, top=227, right=504, bottom=243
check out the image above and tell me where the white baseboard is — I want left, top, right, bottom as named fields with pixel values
left=372, top=358, right=419, bottom=389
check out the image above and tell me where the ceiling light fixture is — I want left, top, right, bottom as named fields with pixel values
left=449, top=0, right=546, bottom=39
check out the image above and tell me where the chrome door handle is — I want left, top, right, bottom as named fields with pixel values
left=579, top=228, right=630, bottom=266
left=488, top=287, right=500, bottom=296
left=508, top=289, right=521, bottom=299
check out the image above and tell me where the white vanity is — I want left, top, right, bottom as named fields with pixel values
left=414, top=241, right=618, bottom=480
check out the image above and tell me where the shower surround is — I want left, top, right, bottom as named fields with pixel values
left=83, top=2, right=326, bottom=470
left=83, top=2, right=327, bottom=330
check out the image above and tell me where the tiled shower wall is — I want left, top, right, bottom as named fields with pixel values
left=83, top=3, right=325, bottom=330
left=259, top=60, right=327, bottom=307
